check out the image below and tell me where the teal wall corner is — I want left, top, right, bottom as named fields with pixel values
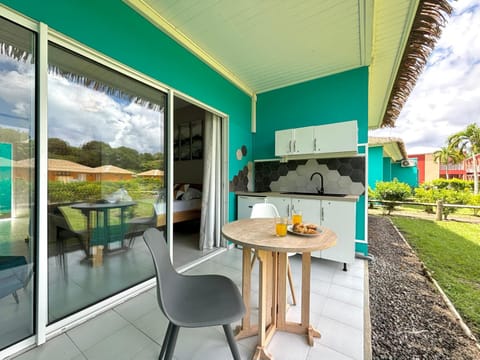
left=367, top=146, right=384, bottom=189
left=391, top=162, right=418, bottom=188
left=355, top=195, right=365, bottom=241
left=382, top=157, right=392, bottom=182
left=254, top=67, right=369, bottom=160
left=0, top=143, right=12, bottom=217
left=355, top=241, right=368, bottom=256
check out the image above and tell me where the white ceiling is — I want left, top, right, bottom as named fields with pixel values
left=126, top=0, right=418, bottom=129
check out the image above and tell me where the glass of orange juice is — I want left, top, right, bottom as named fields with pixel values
left=275, top=217, right=288, bottom=237
left=292, top=210, right=302, bottom=225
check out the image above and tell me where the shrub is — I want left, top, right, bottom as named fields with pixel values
left=372, top=179, right=412, bottom=214
left=430, top=178, right=473, bottom=192
left=48, top=178, right=163, bottom=204
left=468, top=194, right=480, bottom=216
left=414, top=185, right=472, bottom=219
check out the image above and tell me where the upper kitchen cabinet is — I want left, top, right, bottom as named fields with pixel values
left=313, top=120, right=357, bottom=154
left=275, top=126, right=314, bottom=156
left=275, top=120, right=358, bottom=159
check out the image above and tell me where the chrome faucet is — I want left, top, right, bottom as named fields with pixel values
left=310, top=172, right=325, bottom=194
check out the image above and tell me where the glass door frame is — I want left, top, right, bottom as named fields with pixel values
left=0, top=4, right=230, bottom=358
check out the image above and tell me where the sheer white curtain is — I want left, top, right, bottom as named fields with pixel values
left=199, top=112, right=223, bottom=249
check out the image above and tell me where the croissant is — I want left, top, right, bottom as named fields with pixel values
left=292, top=222, right=317, bottom=234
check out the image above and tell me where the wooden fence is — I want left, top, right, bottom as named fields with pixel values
left=368, top=199, right=480, bottom=220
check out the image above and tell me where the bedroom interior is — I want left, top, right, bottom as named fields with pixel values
left=171, top=96, right=220, bottom=267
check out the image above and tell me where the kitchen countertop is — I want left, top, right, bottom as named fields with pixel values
left=236, top=191, right=360, bottom=202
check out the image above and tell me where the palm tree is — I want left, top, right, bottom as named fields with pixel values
left=448, top=123, right=480, bottom=194
left=433, top=145, right=464, bottom=180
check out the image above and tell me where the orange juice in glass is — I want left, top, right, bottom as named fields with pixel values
left=292, top=210, right=302, bottom=225
left=275, top=217, right=287, bottom=237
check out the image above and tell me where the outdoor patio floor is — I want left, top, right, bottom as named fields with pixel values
left=11, top=248, right=367, bottom=360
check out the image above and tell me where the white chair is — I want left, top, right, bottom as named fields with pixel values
left=250, top=203, right=297, bottom=305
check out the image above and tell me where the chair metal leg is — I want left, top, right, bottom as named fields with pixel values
left=12, top=290, right=19, bottom=304
left=159, top=322, right=174, bottom=360
left=223, top=324, right=242, bottom=360
left=164, top=324, right=179, bottom=360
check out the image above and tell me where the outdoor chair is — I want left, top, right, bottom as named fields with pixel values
left=143, top=228, right=245, bottom=360
left=250, top=202, right=297, bottom=305
left=125, top=206, right=157, bottom=248
left=0, top=256, right=29, bottom=304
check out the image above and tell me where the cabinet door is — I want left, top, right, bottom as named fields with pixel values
left=313, top=120, right=357, bottom=154
left=275, top=129, right=294, bottom=156
left=290, top=198, right=321, bottom=224
left=292, top=126, right=314, bottom=154
left=237, top=196, right=266, bottom=219
left=266, top=197, right=290, bottom=217
left=319, top=200, right=355, bottom=264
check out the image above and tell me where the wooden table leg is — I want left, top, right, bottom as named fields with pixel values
left=302, top=252, right=321, bottom=345
left=252, top=249, right=273, bottom=360
left=277, top=252, right=287, bottom=329
left=236, top=246, right=258, bottom=339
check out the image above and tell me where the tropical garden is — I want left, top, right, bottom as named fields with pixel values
left=369, top=123, right=480, bottom=340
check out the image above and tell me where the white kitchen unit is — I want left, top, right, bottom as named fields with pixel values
left=237, top=195, right=267, bottom=219
left=312, top=120, right=357, bottom=154
left=312, top=199, right=355, bottom=269
left=266, top=195, right=355, bottom=270
left=274, top=120, right=357, bottom=157
left=274, top=126, right=313, bottom=156
left=266, top=196, right=321, bottom=224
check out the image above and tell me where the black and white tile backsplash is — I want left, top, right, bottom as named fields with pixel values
left=254, top=157, right=365, bottom=195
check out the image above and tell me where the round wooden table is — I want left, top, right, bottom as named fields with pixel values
left=222, top=218, right=337, bottom=360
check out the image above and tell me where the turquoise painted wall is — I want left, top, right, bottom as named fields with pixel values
left=392, top=162, right=418, bottom=188
left=383, top=158, right=392, bottom=182
left=0, top=143, right=12, bottom=218
left=367, top=146, right=384, bottom=190
left=1, top=0, right=252, bottom=221
left=254, top=67, right=368, bottom=160
left=254, top=68, right=368, bottom=242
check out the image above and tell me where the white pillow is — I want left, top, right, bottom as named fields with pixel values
left=182, top=187, right=202, bottom=200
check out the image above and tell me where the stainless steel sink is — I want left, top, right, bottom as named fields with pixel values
left=280, top=191, right=347, bottom=197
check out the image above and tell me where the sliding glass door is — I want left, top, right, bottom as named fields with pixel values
left=47, top=43, right=166, bottom=322
left=0, top=16, right=36, bottom=350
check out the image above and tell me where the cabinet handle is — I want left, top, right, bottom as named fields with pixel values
left=288, top=140, right=292, bottom=153
left=314, top=138, right=317, bottom=151
left=321, top=207, right=324, bottom=222
left=287, top=204, right=290, bottom=216
left=293, top=140, right=296, bottom=152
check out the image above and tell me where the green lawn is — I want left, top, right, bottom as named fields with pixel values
left=390, top=216, right=480, bottom=338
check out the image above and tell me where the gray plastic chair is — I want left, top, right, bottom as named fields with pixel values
left=143, top=228, right=245, bottom=360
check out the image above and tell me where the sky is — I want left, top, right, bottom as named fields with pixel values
left=369, top=0, right=480, bottom=155
left=0, top=52, right=165, bottom=155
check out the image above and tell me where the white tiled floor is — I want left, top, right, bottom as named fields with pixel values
left=11, top=249, right=367, bottom=360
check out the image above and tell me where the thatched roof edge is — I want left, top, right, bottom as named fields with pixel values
left=381, top=0, right=453, bottom=128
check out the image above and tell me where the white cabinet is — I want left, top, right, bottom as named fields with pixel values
left=311, top=199, right=355, bottom=265
left=237, top=196, right=266, bottom=219
left=275, top=120, right=357, bottom=157
left=312, top=120, right=357, bottom=154
left=266, top=195, right=356, bottom=267
left=274, top=127, right=314, bottom=156
left=267, top=196, right=321, bottom=224
left=275, top=129, right=294, bottom=156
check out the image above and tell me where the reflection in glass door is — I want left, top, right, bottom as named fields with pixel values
left=47, top=43, right=166, bottom=322
left=0, top=17, right=36, bottom=350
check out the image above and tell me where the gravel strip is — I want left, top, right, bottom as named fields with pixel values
left=368, top=215, right=480, bottom=359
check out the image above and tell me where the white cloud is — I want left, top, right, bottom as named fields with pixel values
left=47, top=74, right=165, bottom=154
left=370, top=1, right=480, bottom=155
